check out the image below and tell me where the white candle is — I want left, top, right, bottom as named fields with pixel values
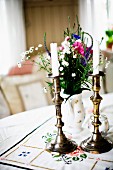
left=50, top=43, right=59, bottom=76
left=93, top=40, right=100, bottom=75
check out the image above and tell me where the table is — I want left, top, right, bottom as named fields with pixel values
left=0, top=93, right=113, bottom=170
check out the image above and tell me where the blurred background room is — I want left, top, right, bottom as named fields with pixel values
left=0, top=0, right=113, bottom=118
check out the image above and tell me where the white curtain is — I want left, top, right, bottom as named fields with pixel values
left=0, top=0, right=26, bottom=75
left=79, top=0, right=108, bottom=48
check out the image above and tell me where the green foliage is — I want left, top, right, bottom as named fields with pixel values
left=105, top=30, right=113, bottom=45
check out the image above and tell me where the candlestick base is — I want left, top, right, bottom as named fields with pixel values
left=46, top=132, right=77, bottom=154
left=80, top=133, right=112, bottom=154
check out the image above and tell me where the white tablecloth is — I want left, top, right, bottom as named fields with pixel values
left=0, top=93, right=113, bottom=170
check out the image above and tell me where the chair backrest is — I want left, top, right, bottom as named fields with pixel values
left=0, top=72, right=52, bottom=115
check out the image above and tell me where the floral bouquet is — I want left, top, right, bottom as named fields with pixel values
left=57, top=19, right=93, bottom=95
left=18, top=17, right=106, bottom=96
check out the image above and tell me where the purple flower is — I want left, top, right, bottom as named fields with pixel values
left=81, top=57, right=86, bottom=66
left=84, top=45, right=93, bottom=60
left=81, top=45, right=93, bottom=66
left=72, top=34, right=81, bottom=40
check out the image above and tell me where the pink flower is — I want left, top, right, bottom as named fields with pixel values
left=59, top=46, right=64, bottom=51
left=73, top=41, right=84, bottom=56
left=65, top=36, right=70, bottom=41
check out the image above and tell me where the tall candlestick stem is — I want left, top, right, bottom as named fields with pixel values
left=80, top=72, right=112, bottom=154
left=46, top=75, right=77, bottom=154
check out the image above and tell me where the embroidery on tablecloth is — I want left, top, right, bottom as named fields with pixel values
left=51, top=146, right=87, bottom=164
left=42, top=132, right=87, bottom=164
left=18, top=151, right=31, bottom=157
left=42, top=131, right=57, bottom=144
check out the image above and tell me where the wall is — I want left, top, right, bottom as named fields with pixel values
left=23, top=0, right=79, bottom=52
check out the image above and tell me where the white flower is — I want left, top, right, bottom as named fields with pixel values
left=73, top=54, right=77, bottom=58
left=76, top=39, right=82, bottom=43
left=72, top=73, right=76, bottom=77
left=29, top=46, right=34, bottom=53
left=59, top=54, right=64, bottom=59
left=38, top=44, right=43, bottom=48
left=35, top=47, right=38, bottom=50
left=25, top=50, right=29, bottom=55
left=61, top=40, right=71, bottom=54
left=62, top=60, right=69, bottom=66
left=65, top=36, right=70, bottom=41
left=63, top=48, right=71, bottom=54
left=26, top=56, right=30, bottom=60
left=21, top=57, right=25, bottom=62
left=17, top=62, right=22, bottom=68
left=60, top=67, right=63, bottom=71
left=61, top=40, right=69, bottom=47
left=20, top=54, right=26, bottom=62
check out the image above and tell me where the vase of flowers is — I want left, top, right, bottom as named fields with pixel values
left=18, top=17, right=96, bottom=136
left=61, top=92, right=85, bottom=135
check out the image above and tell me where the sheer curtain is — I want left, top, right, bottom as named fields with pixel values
left=79, top=0, right=108, bottom=48
left=79, top=0, right=113, bottom=94
left=0, top=0, right=26, bottom=75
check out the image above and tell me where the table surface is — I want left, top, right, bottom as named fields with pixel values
left=0, top=93, right=113, bottom=170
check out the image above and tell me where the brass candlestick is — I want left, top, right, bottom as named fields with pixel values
left=80, top=72, right=112, bottom=154
left=46, top=75, right=77, bottom=154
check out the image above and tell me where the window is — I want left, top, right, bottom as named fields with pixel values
left=0, top=0, right=26, bottom=75
left=79, top=0, right=113, bottom=49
